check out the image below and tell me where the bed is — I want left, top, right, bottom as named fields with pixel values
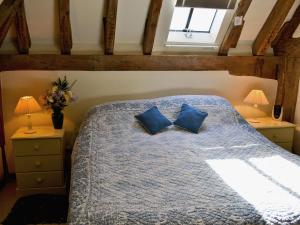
left=68, top=95, right=300, bottom=225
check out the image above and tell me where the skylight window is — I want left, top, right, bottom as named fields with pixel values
left=167, top=3, right=236, bottom=47
left=170, top=8, right=217, bottom=33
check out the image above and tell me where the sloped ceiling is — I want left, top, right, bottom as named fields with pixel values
left=1, top=0, right=300, bottom=55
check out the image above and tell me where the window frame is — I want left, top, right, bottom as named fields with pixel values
left=169, top=7, right=218, bottom=34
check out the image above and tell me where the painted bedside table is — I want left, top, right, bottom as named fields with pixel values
left=246, top=117, right=296, bottom=152
left=11, top=126, right=66, bottom=196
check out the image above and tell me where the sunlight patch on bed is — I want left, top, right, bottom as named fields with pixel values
left=207, top=159, right=300, bottom=221
left=229, top=144, right=261, bottom=149
left=199, top=146, right=225, bottom=150
left=249, top=155, right=300, bottom=196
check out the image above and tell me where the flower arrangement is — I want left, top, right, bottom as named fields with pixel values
left=41, top=76, right=77, bottom=112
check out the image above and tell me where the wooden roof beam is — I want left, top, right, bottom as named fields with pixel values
left=252, top=0, right=295, bottom=56
left=0, top=9, right=15, bottom=47
left=272, top=4, right=300, bottom=56
left=58, top=0, right=72, bottom=55
left=0, top=0, right=22, bottom=47
left=0, top=54, right=281, bottom=79
left=0, top=0, right=22, bottom=28
left=274, top=4, right=300, bottom=42
left=218, top=0, right=252, bottom=56
left=143, top=0, right=163, bottom=55
left=103, top=0, right=118, bottom=55
left=14, top=1, right=31, bottom=54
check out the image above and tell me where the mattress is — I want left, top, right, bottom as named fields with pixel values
left=68, top=95, right=300, bottom=225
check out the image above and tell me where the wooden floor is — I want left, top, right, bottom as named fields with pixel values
left=0, top=180, right=66, bottom=225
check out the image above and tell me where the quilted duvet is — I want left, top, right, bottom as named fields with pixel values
left=69, top=95, right=300, bottom=225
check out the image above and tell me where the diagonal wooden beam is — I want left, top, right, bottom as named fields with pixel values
left=143, top=0, right=163, bottom=55
left=0, top=0, right=22, bottom=47
left=252, top=0, right=295, bottom=56
left=14, top=0, right=31, bottom=54
left=275, top=4, right=300, bottom=41
left=0, top=0, right=22, bottom=28
left=272, top=4, right=300, bottom=56
left=218, top=0, right=252, bottom=56
left=0, top=10, right=15, bottom=47
left=103, top=0, right=118, bottom=55
left=58, top=0, right=72, bottom=55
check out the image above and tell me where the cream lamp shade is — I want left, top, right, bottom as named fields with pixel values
left=243, top=90, right=269, bottom=108
left=15, top=96, right=42, bottom=134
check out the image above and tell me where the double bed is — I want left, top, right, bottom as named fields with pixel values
left=68, top=95, right=300, bottom=225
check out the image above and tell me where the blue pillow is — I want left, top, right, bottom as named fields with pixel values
left=174, top=104, right=208, bottom=134
left=135, top=106, right=172, bottom=134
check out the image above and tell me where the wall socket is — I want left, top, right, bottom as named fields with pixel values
left=234, top=16, right=243, bottom=26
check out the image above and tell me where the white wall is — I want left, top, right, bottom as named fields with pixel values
left=0, top=71, right=277, bottom=173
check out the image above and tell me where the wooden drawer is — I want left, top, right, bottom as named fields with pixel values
left=257, top=127, right=294, bottom=143
left=13, top=138, right=61, bottom=156
left=276, top=142, right=293, bottom=152
left=15, top=155, right=63, bottom=172
left=16, top=171, right=64, bottom=188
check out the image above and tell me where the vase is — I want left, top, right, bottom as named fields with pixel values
left=52, top=108, right=64, bottom=129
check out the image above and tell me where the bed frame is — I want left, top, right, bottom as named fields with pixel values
left=0, top=0, right=299, bottom=181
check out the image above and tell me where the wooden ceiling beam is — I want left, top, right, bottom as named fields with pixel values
left=218, top=0, right=252, bottom=56
left=0, top=54, right=281, bottom=79
left=58, top=0, right=72, bottom=55
left=103, top=0, right=118, bottom=55
left=252, top=0, right=295, bottom=56
left=274, top=4, right=300, bottom=42
left=0, top=0, right=22, bottom=47
left=273, top=4, right=300, bottom=56
left=143, top=0, right=163, bottom=55
left=14, top=1, right=31, bottom=54
left=0, top=10, right=15, bottom=47
left=0, top=0, right=22, bottom=28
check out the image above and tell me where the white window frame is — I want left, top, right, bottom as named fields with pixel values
left=166, top=6, right=236, bottom=48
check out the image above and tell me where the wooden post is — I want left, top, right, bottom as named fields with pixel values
left=14, top=0, right=31, bottom=54
left=0, top=76, right=8, bottom=182
left=218, top=0, right=252, bottom=56
left=58, top=0, right=72, bottom=55
left=143, top=0, right=163, bottom=55
left=103, top=0, right=118, bottom=55
left=275, top=57, right=300, bottom=122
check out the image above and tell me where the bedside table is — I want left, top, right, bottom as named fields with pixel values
left=246, top=117, right=296, bottom=152
left=11, top=126, right=65, bottom=196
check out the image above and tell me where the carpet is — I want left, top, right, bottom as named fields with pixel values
left=1, top=194, right=68, bottom=225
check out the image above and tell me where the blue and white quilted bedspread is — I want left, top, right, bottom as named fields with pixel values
left=68, top=95, right=300, bottom=225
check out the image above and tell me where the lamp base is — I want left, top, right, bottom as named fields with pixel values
left=24, top=129, right=36, bottom=134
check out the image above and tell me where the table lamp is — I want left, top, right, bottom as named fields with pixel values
left=244, top=89, right=269, bottom=123
left=15, top=96, right=42, bottom=134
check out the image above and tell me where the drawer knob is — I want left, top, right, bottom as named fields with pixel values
left=35, top=161, right=41, bottom=167
left=272, top=134, right=278, bottom=140
left=34, top=145, right=40, bottom=151
left=36, top=177, right=44, bottom=184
